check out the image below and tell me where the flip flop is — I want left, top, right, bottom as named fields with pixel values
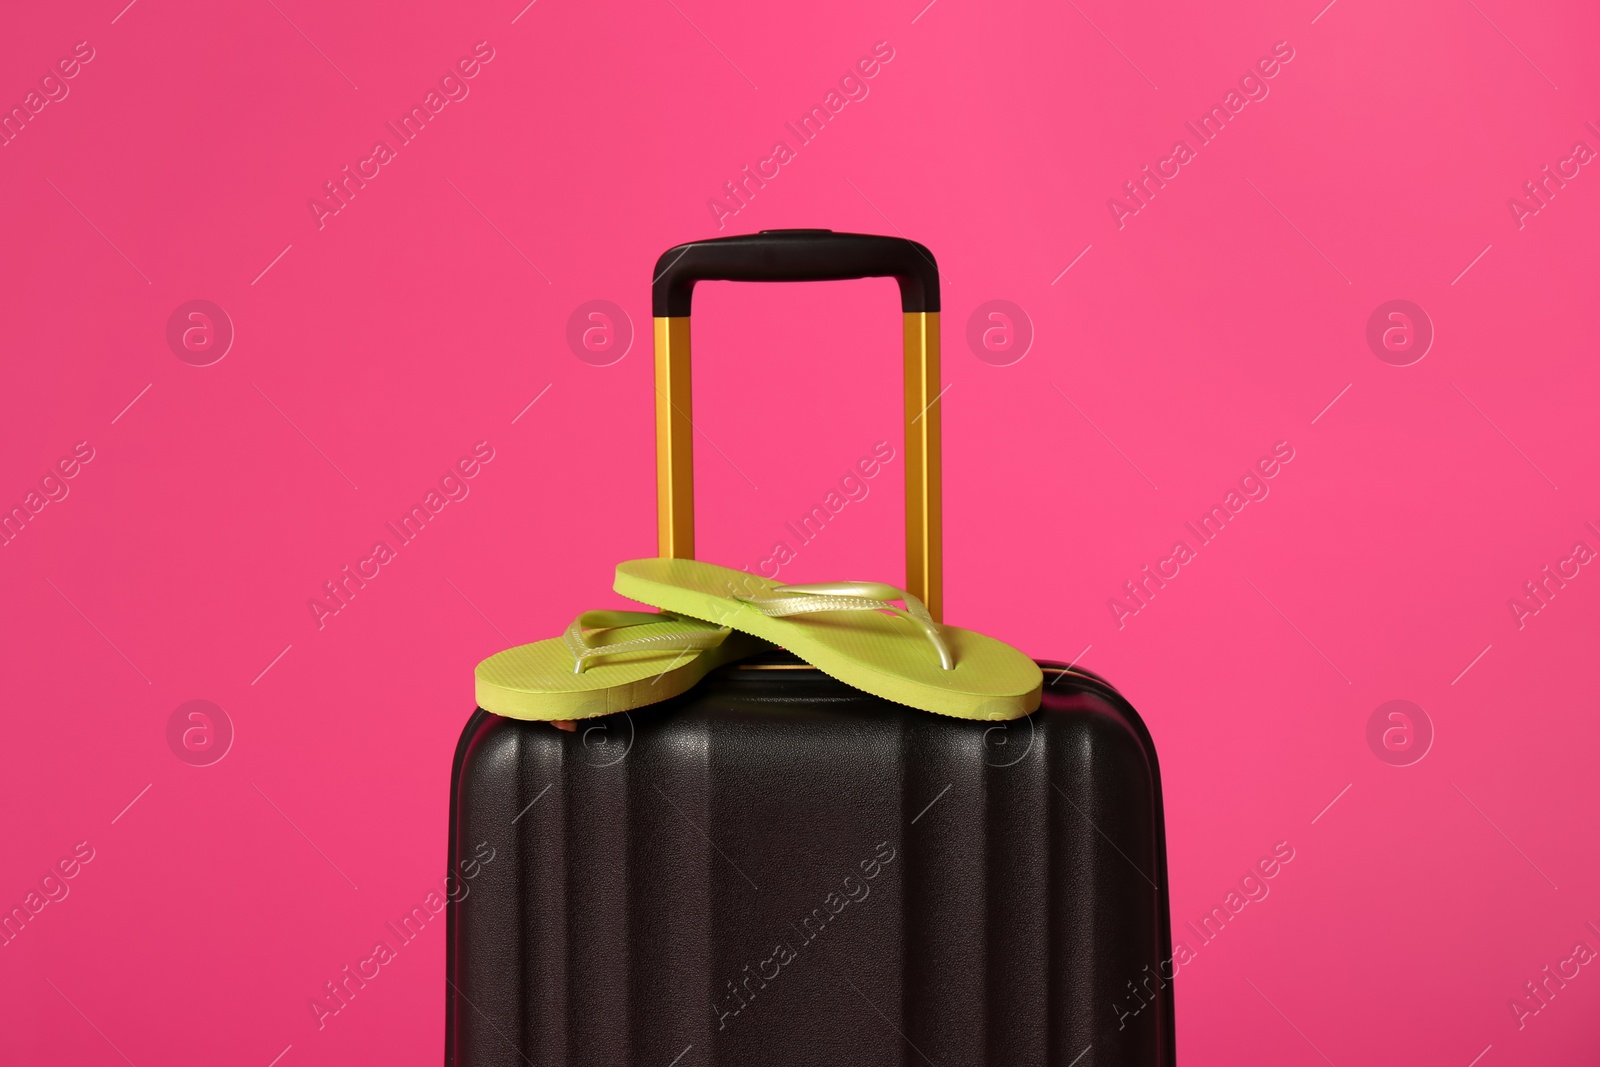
left=614, top=558, right=1042, bottom=720
left=475, top=609, right=768, bottom=721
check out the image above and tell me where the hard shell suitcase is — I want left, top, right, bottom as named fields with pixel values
left=445, top=231, right=1176, bottom=1066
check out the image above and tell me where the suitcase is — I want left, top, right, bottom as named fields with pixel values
left=445, top=231, right=1176, bottom=1066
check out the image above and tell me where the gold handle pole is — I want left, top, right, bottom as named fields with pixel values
left=653, top=312, right=942, bottom=622
left=654, top=316, right=695, bottom=559
left=903, top=312, right=942, bottom=623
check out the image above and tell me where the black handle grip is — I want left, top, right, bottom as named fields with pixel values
left=651, top=229, right=941, bottom=316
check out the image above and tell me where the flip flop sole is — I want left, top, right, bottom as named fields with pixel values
left=476, top=621, right=768, bottom=720
left=615, top=558, right=1042, bottom=720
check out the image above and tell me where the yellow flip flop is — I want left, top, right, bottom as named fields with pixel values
left=475, top=609, right=768, bottom=721
left=614, top=558, right=1042, bottom=720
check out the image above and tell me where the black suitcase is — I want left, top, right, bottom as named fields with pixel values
left=445, top=231, right=1176, bottom=1066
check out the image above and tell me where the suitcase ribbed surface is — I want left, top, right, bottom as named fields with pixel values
left=446, top=656, right=1174, bottom=1067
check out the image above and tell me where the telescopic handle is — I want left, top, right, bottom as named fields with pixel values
left=650, top=229, right=944, bottom=621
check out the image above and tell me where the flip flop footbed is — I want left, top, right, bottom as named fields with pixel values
left=476, top=618, right=766, bottom=720
left=614, top=558, right=1042, bottom=721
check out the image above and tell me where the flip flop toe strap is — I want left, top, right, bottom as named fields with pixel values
left=563, top=610, right=730, bottom=674
left=734, top=581, right=955, bottom=670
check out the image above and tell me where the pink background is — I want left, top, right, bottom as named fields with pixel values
left=2, top=0, right=1598, bottom=1063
